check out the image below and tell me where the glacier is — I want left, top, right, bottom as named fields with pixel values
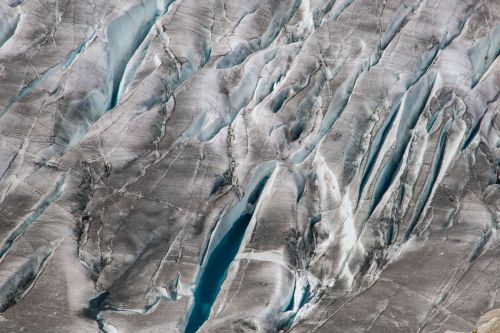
left=0, top=0, right=499, bottom=332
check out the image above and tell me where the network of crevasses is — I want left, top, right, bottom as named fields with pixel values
left=216, top=0, right=301, bottom=70
left=343, top=105, right=463, bottom=290
left=183, top=163, right=320, bottom=333
left=290, top=0, right=428, bottom=165
left=29, top=1, right=179, bottom=158
left=403, top=114, right=462, bottom=241
left=49, top=1, right=184, bottom=156
left=368, top=74, right=438, bottom=216
left=79, top=161, right=273, bottom=331
left=356, top=66, right=441, bottom=211
left=82, top=1, right=492, bottom=330
left=362, top=3, right=486, bottom=217
left=66, top=0, right=271, bottom=163
left=165, top=43, right=303, bottom=147
left=94, top=0, right=352, bottom=180
left=96, top=44, right=326, bottom=322
left=355, top=13, right=468, bottom=209
left=345, top=99, right=471, bottom=295
left=0, top=0, right=494, bottom=330
left=354, top=0, right=473, bottom=207
left=0, top=29, right=97, bottom=118
left=319, top=2, right=486, bottom=291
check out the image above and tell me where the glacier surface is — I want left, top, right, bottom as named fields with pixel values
left=0, top=0, right=499, bottom=332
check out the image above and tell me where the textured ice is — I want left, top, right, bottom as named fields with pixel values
left=0, top=0, right=499, bottom=333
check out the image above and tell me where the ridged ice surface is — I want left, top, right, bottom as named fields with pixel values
left=0, top=0, right=499, bottom=332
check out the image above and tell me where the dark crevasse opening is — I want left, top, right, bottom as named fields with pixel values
left=184, top=213, right=253, bottom=333
left=277, top=282, right=296, bottom=331
left=107, top=6, right=159, bottom=111
left=84, top=291, right=110, bottom=320
left=84, top=291, right=110, bottom=332
left=106, top=0, right=177, bottom=110
left=403, top=120, right=450, bottom=241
